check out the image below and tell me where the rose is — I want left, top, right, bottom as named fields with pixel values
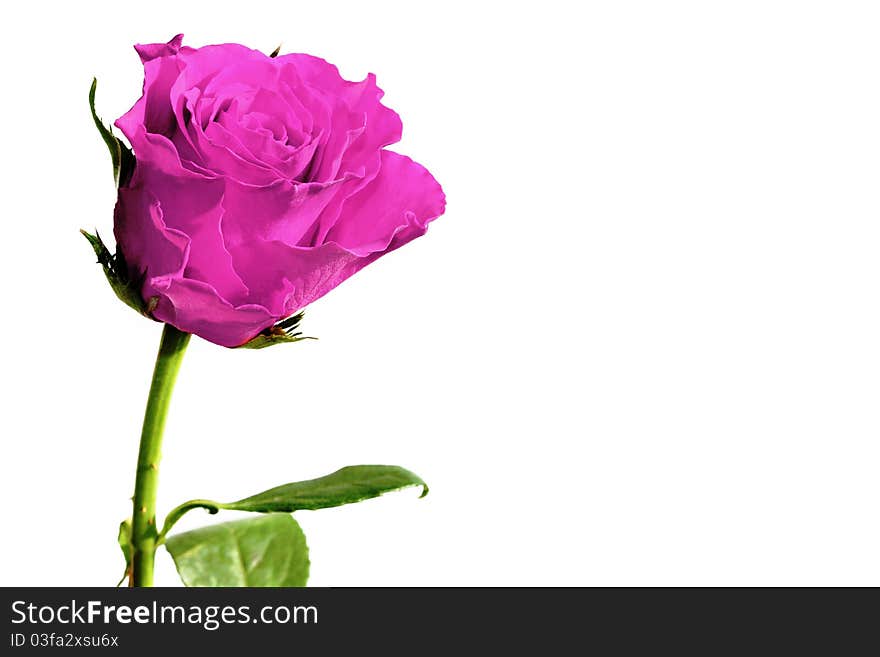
left=113, top=34, right=445, bottom=347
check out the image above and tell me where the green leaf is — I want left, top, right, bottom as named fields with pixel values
left=238, top=311, right=317, bottom=349
left=89, top=78, right=135, bottom=187
left=159, top=465, right=428, bottom=540
left=81, top=229, right=150, bottom=316
left=227, top=465, right=429, bottom=512
left=116, top=519, right=132, bottom=587
left=165, top=514, right=309, bottom=587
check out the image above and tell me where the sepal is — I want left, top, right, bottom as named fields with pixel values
left=89, top=78, right=135, bottom=187
left=81, top=229, right=152, bottom=317
left=238, top=311, right=316, bottom=349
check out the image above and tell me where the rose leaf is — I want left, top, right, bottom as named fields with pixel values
left=159, top=465, right=428, bottom=540
left=165, top=514, right=309, bottom=587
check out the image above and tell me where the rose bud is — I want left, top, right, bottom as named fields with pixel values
left=109, top=34, right=445, bottom=347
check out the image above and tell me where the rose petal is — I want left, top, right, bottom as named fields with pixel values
left=224, top=151, right=444, bottom=316
left=326, top=150, right=445, bottom=255
left=147, top=277, right=275, bottom=347
left=220, top=173, right=358, bottom=252
left=225, top=239, right=360, bottom=316
left=116, top=42, right=185, bottom=141
left=134, top=34, right=184, bottom=63
left=279, top=55, right=402, bottom=179
left=131, top=161, right=251, bottom=305
left=114, top=187, right=190, bottom=282
left=170, top=44, right=274, bottom=155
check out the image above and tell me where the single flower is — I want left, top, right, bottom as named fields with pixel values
left=113, top=34, right=445, bottom=347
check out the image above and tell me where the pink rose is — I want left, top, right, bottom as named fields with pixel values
left=113, top=34, right=445, bottom=347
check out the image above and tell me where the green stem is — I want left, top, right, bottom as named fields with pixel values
left=130, top=324, right=191, bottom=587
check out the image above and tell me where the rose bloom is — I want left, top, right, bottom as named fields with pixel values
left=114, top=35, right=445, bottom=347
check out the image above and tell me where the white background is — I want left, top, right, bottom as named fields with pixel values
left=0, top=0, right=878, bottom=586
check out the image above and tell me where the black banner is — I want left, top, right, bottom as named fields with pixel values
left=0, top=587, right=873, bottom=652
